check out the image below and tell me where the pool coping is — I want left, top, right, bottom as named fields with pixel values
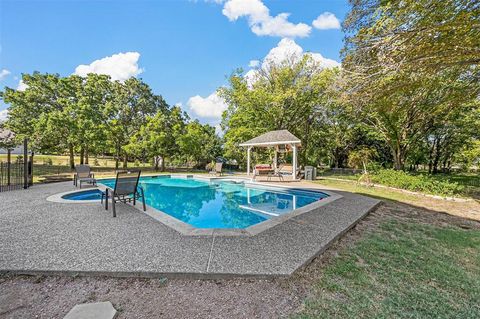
left=47, top=175, right=343, bottom=237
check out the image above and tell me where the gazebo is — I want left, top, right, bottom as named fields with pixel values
left=239, top=129, right=301, bottom=180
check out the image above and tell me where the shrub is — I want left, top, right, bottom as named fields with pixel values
left=370, top=169, right=463, bottom=197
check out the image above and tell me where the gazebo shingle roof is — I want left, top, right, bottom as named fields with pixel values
left=239, top=129, right=301, bottom=147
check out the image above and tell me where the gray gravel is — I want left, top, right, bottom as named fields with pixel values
left=0, top=275, right=304, bottom=319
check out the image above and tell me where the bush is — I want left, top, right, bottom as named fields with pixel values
left=370, top=169, right=463, bottom=197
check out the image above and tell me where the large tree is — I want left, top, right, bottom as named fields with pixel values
left=341, top=0, right=480, bottom=170
left=220, top=55, right=340, bottom=167
left=105, top=78, right=168, bottom=168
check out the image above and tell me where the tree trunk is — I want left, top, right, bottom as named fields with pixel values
left=123, top=153, right=128, bottom=168
left=69, top=144, right=75, bottom=169
left=432, top=138, right=441, bottom=174
left=80, top=147, right=84, bottom=165
left=115, top=145, right=120, bottom=169
left=392, top=145, right=405, bottom=170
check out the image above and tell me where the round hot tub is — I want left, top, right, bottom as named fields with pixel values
left=61, top=189, right=103, bottom=201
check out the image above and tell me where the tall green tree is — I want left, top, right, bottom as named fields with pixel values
left=178, top=120, right=221, bottom=167
left=220, top=55, right=339, bottom=167
left=341, top=0, right=480, bottom=170
left=105, top=78, right=168, bottom=168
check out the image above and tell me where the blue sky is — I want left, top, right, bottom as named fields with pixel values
left=0, top=0, right=348, bottom=127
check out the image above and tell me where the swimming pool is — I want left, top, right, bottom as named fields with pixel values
left=98, top=176, right=329, bottom=229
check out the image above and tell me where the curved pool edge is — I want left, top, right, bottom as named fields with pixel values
left=46, top=186, right=107, bottom=204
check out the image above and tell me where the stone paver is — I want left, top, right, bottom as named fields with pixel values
left=63, top=301, right=117, bottom=319
left=0, top=180, right=380, bottom=277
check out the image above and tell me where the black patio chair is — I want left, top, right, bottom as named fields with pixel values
left=100, top=170, right=146, bottom=217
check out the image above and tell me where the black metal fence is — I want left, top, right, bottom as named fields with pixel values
left=0, top=139, right=32, bottom=192
left=0, top=160, right=25, bottom=192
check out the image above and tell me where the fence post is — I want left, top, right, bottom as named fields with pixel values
left=7, top=149, right=11, bottom=186
left=29, top=152, right=34, bottom=186
left=23, top=138, right=28, bottom=189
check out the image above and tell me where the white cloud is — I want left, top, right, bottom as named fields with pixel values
left=263, top=38, right=303, bottom=66
left=244, top=38, right=340, bottom=86
left=312, top=12, right=341, bottom=30
left=74, top=52, right=143, bottom=82
left=17, top=80, right=27, bottom=91
left=248, top=60, right=260, bottom=68
left=0, top=69, right=10, bottom=81
left=187, top=92, right=227, bottom=119
left=222, top=0, right=311, bottom=38
left=0, top=109, right=8, bottom=122
left=309, top=52, right=342, bottom=68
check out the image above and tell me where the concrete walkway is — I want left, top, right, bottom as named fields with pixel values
left=0, top=181, right=380, bottom=278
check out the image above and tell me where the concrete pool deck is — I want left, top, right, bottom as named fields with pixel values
left=0, top=180, right=380, bottom=278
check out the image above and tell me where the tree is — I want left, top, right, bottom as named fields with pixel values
left=126, top=106, right=188, bottom=171
left=341, top=0, right=480, bottom=170
left=105, top=78, right=168, bottom=168
left=220, top=55, right=340, bottom=167
left=178, top=120, right=221, bottom=167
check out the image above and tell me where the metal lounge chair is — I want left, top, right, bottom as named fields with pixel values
left=214, top=162, right=223, bottom=176
left=101, top=170, right=146, bottom=217
left=267, top=164, right=285, bottom=181
left=74, top=165, right=96, bottom=188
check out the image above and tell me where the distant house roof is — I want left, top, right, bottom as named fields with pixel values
left=0, top=128, right=22, bottom=154
left=0, top=128, right=15, bottom=141
left=239, top=129, right=301, bottom=147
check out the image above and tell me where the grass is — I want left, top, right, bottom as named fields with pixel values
left=0, top=154, right=150, bottom=168
left=314, top=178, right=428, bottom=203
left=319, top=171, right=480, bottom=198
left=0, top=154, right=199, bottom=184
left=294, top=220, right=480, bottom=319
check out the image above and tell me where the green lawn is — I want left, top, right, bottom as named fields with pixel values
left=318, top=171, right=480, bottom=198
left=0, top=154, right=149, bottom=168
left=314, top=178, right=429, bottom=203
left=294, top=219, right=480, bottom=319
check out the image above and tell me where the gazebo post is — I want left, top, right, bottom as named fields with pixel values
left=247, top=146, right=252, bottom=176
left=274, top=146, right=278, bottom=170
left=292, top=144, right=297, bottom=180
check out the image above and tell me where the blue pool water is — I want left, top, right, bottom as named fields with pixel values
left=98, top=176, right=329, bottom=229
left=62, top=189, right=103, bottom=200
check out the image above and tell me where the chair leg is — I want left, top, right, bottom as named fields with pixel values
left=112, top=195, right=116, bottom=217
left=141, top=188, right=146, bottom=211
left=105, top=189, right=108, bottom=210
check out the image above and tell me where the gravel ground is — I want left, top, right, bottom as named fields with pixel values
left=0, top=275, right=305, bottom=319
left=1, top=198, right=478, bottom=319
